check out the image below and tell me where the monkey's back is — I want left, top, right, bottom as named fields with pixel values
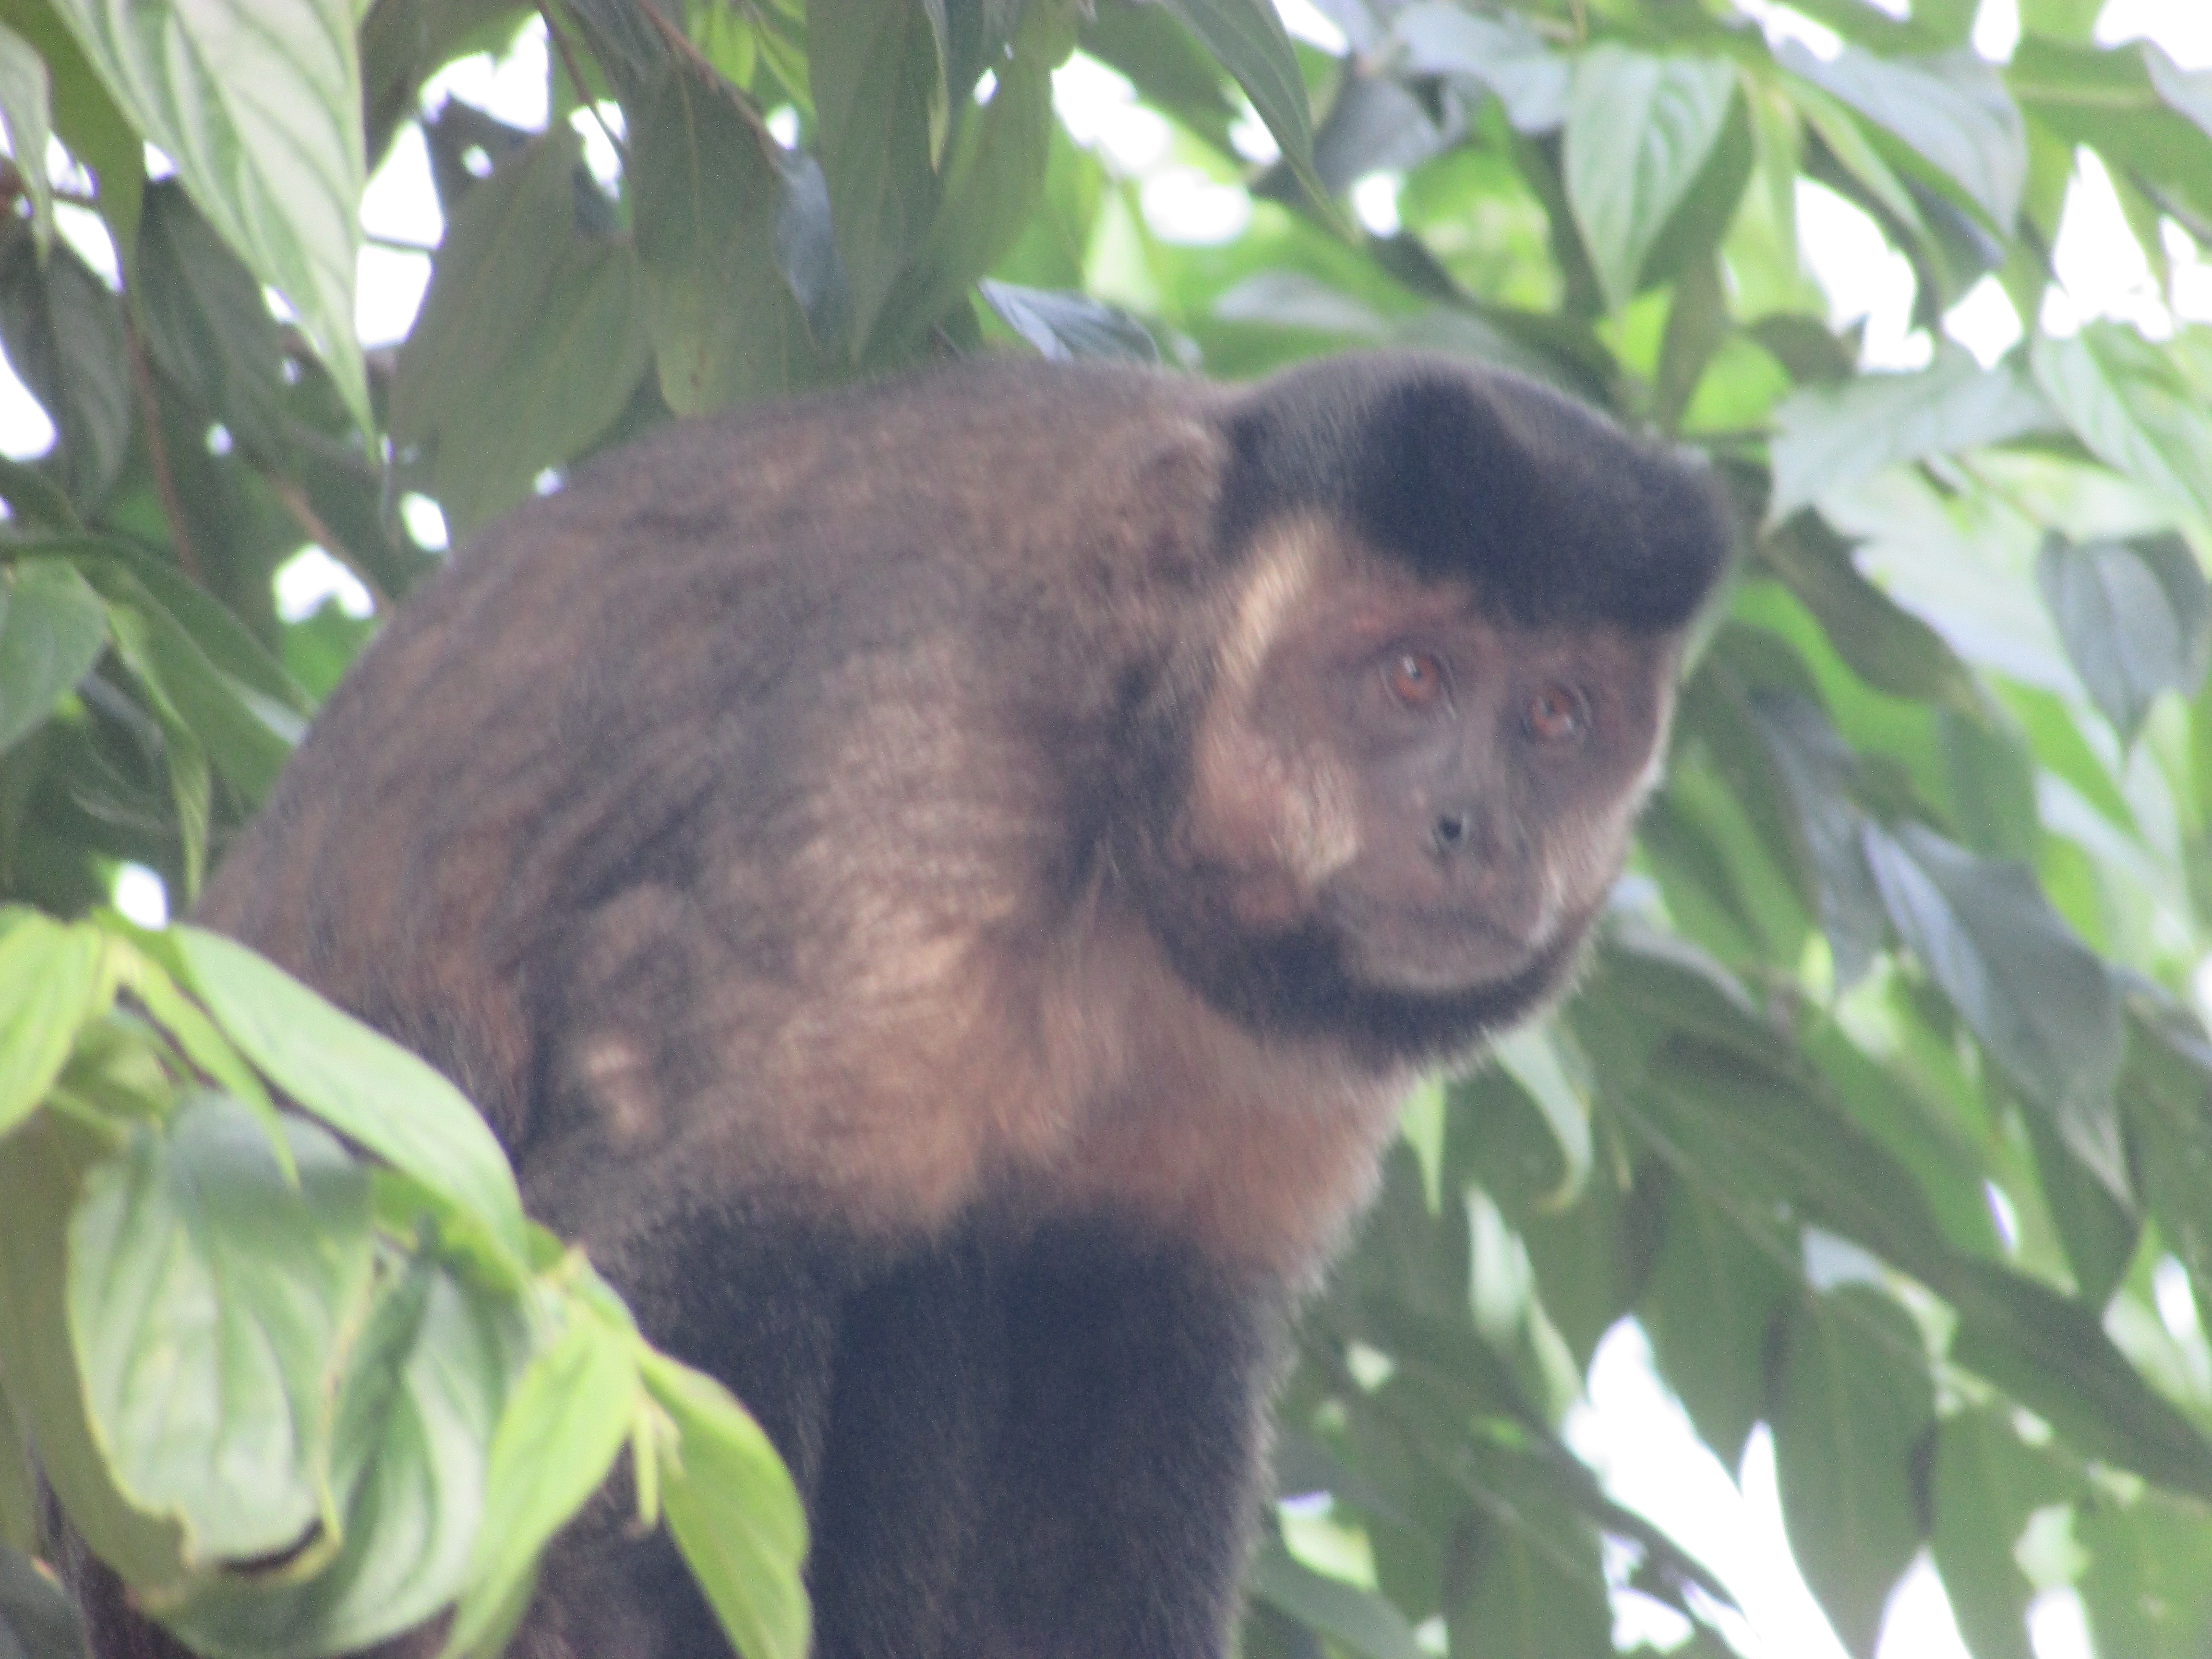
left=197, top=360, right=1238, bottom=1213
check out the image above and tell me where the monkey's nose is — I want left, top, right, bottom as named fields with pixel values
left=1429, top=798, right=1500, bottom=860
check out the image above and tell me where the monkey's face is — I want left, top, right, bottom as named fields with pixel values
left=1178, top=532, right=1679, bottom=1006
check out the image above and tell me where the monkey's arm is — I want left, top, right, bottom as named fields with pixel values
left=966, top=1221, right=1290, bottom=1659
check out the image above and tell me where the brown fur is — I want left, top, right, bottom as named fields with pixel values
left=143, top=351, right=1731, bottom=1659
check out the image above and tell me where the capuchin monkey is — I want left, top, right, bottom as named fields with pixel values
left=105, top=352, right=1731, bottom=1659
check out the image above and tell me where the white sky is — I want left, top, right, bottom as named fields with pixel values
left=29, top=3, right=2212, bottom=1655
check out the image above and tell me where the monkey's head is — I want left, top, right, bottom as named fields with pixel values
left=1130, top=355, right=1732, bottom=1067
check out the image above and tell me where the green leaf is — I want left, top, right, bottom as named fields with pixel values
left=978, top=281, right=1158, bottom=361
left=48, top=0, right=369, bottom=430
left=875, top=1, right=1070, bottom=355
left=72, top=537, right=310, bottom=717
left=629, top=61, right=829, bottom=412
left=68, top=1093, right=373, bottom=1565
left=0, top=1540, right=85, bottom=1659
left=1156, top=0, right=1320, bottom=211
left=1747, top=692, right=1884, bottom=986
left=0, top=1119, right=187, bottom=1592
left=0, top=1374, right=33, bottom=1553
left=439, top=1287, right=637, bottom=1659
left=2146, top=43, right=2212, bottom=143
left=0, top=23, right=55, bottom=255
left=1930, top=1408, right=2075, bottom=1659
left=0, top=230, right=129, bottom=510
left=2076, top=1491, right=2212, bottom=1659
left=0, top=0, right=141, bottom=257
left=133, top=181, right=289, bottom=468
left=158, top=1255, right=529, bottom=1659
left=1388, top=5, right=1568, bottom=133
left=390, top=128, right=652, bottom=538
left=0, top=560, right=108, bottom=754
left=1563, top=47, right=1737, bottom=311
left=1758, top=517, right=1977, bottom=708
left=1767, top=347, right=2057, bottom=518
left=82, top=560, right=298, bottom=807
left=2032, top=325, right=2212, bottom=524
left=2037, top=531, right=2212, bottom=745
left=1443, top=1449, right=1615, bottom=1659
left=1250, top=1539, right=1423, bottom=1659
left=1861, top=822, right=2127, bottom=1202
left=168, top=927, right=529, bottom=1286
left=809, top=0, right=943, bottom=347
left=1639, top=1178, right=1789, bottom=1470
left=1780, top=44, right=2026, bottom=230
left=1638, top=1038, right=1952, bottom=1288
left=2127, top=1015, right=2212, bottom=1304
left=1946, top=1258, right=2212, bottom=1501
left=0, top=910, right=114, bottom=1138
left=641, top=1350, right=810, bottom=1659
left=1770, top=1287, right=1933, bottom=1659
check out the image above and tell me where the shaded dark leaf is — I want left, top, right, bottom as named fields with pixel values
left=0, top=227, right=129, bottom=510
left=0, top=561, right=107, bottom=756
left=1771, top=1287, right=1932, bottom=1659
left=0, top=1543, right=84, bottom=1659
left=2037, top=530, right=2212, bottom=744
left=134, top=183, right=289, bottom=466
left=979, top=282, right=1158, bottom=361
left=1862, top=822, right=2126, bottom=1202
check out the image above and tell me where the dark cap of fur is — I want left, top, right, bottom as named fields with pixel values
left=1214, top=352, right=1732, bottom=632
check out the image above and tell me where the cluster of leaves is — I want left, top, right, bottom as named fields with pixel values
left=0, top=908, right=808, bottom=1659
left=1, top=0, right=2212, bottom=1655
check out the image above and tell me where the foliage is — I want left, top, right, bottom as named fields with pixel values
left=0, top=0, right=2209, bottom=1656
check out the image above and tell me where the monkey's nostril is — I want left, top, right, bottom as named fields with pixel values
left=1433, top=813, right=1466, bottom=850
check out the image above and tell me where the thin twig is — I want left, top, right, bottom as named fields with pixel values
left=125, top=324, right=202, bottom=582
left=264, top=473, right=392, bottom=613
left=540, top=2, right=627, bottom=163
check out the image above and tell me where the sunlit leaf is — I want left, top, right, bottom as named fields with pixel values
left=642, top=1351, right=810, bottom=1659
left=158, top=1256, right=529, bottom=1659
left=1388, top=5, right=1568, bottom=133
left=168, top=928, right=528, bottom=1286
left=1768, top=347, right=2056, bottom=517
left=0, top=910, right=112, bottom=1138
left=438, top=1288, right=636, bottom=1659
left=2032, top=325, right=2212, bottom=523
left=1780, top=44, right=2026, bottom=230
left=48, top=0, right=369, bottom=430
left=68, top=1094, right=373, bottom=1566
left=1564, top=46, right=1737, bottom=310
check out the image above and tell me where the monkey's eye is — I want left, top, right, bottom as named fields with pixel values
left=1526, top=685, right=1587, bottom=743
left=1384, top=650, right=1448, bottom=709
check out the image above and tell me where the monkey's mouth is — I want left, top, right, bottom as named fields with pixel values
left=1331, top=897, right=1554, bottom=994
